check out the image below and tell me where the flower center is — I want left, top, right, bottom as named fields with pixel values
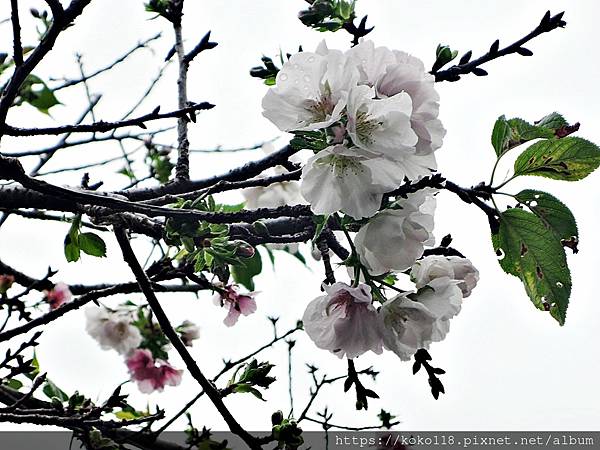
left=354, top=110, right=382, bottom=145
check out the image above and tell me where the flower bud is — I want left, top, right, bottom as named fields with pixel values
left=271, top=410, right=284, bottom=426
left=233, top=241, right=255, bottom=258
left=0, top=275, right=15, bottom=294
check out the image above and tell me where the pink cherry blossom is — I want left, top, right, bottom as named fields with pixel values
left=302, top=282, right=383, bottom=359
left=213, top=284, right=257, bottom=327
left=125, top=349, right=183, bottom=393
left=44, top=282, right=72, bottom=310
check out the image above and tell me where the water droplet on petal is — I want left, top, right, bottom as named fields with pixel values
left=293, top=64, right=299, bottom=69
left=307, top=56, right=316, bottom=63
left=280, top=73, right=288, bottom=81
left=303, top=74, right=311, bottom=82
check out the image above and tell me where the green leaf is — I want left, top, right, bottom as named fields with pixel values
left=43, top=379, right=69, bottom=402
left=312, top=214, right=330, bottom=242
left=28, top=84, right=60, bottom=114
left=232, top=384, right=266, bottom=401
left=491, top=115, right=512, bottom=156
left=231, top=250, right=262, bottom=291
left=79, top=232, right=107, bottom=257
left=514, top=137, right=600, bottom=181
left=64, top=215, right=82, bottom=262
left=27, top=352, right=40, bottom=379
left=515, top=190, right=578, bottom=252
left=219, top=202, right=245, bottom=213
left=433, top=44, right=458, bottom=72
left=492, top=208, right=571, bottom=325
left=506, top=118, right=554, bottom=149
left=5, top=379, right=23, bottom=390
left=64, top=233, right=81, bottom=262
left=19, top=75, right=61, bottom=114
left=536, top=112, right=568, bottom=131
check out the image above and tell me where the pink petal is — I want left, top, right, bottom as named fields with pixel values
left=238, top=296, right=257, bottom=316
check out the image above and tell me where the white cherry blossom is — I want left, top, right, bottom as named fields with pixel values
left=412, top=255, right=480, bottom=298
left=300, top=145, right=412, bottom=219
left=354, top=190, right=436, bottom=275
left=302, top=282, right=383, bottom=359
left=85, top=306, right=142, bottom=355
left=347, top=40, right=446, bottom=155
left=262, top=49, right=357, bottom=132
left=379, top=292, right=437, bottom=360
left=346, top=84, right=417, bottom=159
left=379, top=277, right=462, bottom=360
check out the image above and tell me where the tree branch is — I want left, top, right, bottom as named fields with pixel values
left=0, top=0, right=93, bottom=141
left=113, top=227, right=261, bottom=450
left=10, top=0, right=23, bottom=66
left=2, top=102, right=214, bottom=136
left=433, top=11, right=566, bottom=82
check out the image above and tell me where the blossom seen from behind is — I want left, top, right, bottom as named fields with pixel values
left=85, top=306, right=143, bottom=355
left=213, top=284, right=258, bottom=327
left=44, top=282, right=72, bottom=310
left=302, top=282, right=383, bottom=359
left=125, top=348, right=183, bottom=394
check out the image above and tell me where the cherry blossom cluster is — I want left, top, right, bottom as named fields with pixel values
left=263, top=40, right=445, bottom=219
left=85, top=303, right=199, bottom=393
left=303, top=255, right=478, bottom=361
left=259, top=40, right=480, bottom=361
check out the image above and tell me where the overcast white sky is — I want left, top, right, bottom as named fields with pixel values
left=1, top=0, right=600, bottom=433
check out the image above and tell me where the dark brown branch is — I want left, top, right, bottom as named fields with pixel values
left=122, top=144, right=300, bottom=201
left=0, top=0, right=93, bottom=140
left=0, top=281, right=205, bottom=343
left=10, top=0, right=23, bottom=66
left=44, top=0, right=64, bottom=18
left=173, top=15, right=190, bottom=181
left=0, top=385, right=185, bottom=450
left=184, top=30, right=218, bottom=64
left=303, top=416, right=398, bottom=431
left=114, top=227, right=261, bottom=450
left=143, top=169, right=301, bottom=206
left=2, top=102, right=214, bottom=136
left=433, top=11, right=566, bottom=82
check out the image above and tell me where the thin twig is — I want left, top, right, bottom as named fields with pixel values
left=114, top=227, right=261, bottom=450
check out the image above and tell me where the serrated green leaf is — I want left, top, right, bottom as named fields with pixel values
left=515, top=190, right=578, bottom=252
left=492, top=208, right=571, bottom=325
left=491, top=115, right=512, bottom=156
left=514, top=137, right=600, bottom=181
left=231, top=250, right=262, bottom=290
left=536, top=112, right=568, bottom=131
left=506, top=118, right=554, bottom=149
left=79, top=232, right=107, bottom=257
